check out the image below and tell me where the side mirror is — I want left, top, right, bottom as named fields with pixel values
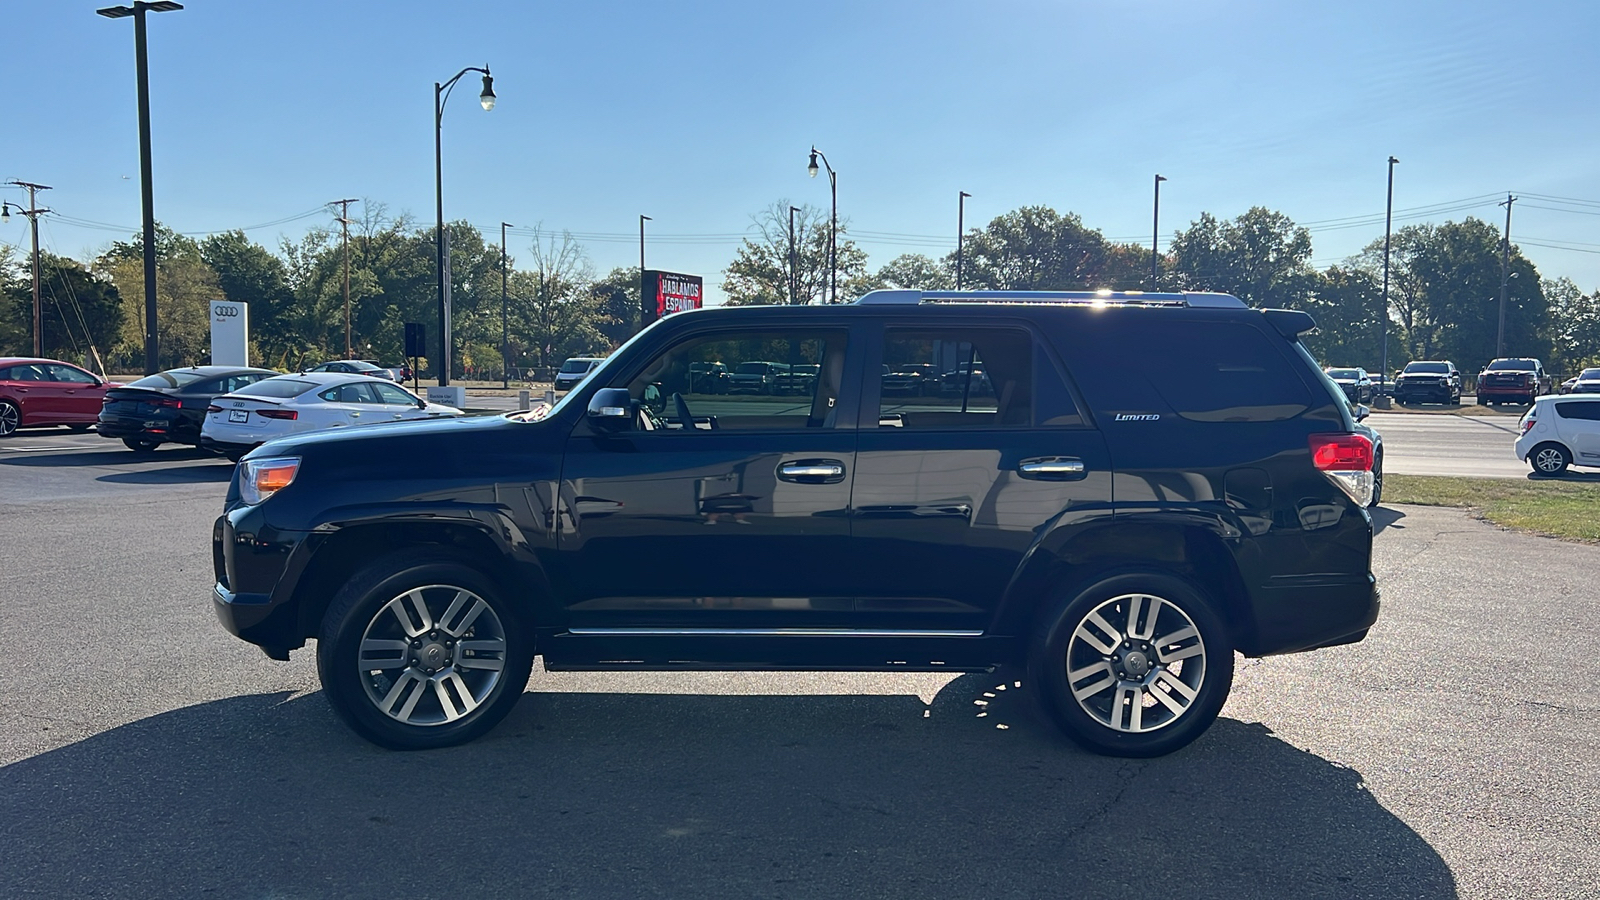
left=1353, top=403, right=1370, bottom=422
left=416, top=397, right=428, bottom=409
left=587, top=387, right=633, bottom=427
left=643, top=383, right=665, bottom=415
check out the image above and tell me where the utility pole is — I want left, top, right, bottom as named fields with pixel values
left=1379, top=157, right=1397, bottom=408
left=639, top=214, right=651, bottom=324
left=5, top=182, right=51, bottom=357
left=1151, top=175, right=1166, bottom=291
left=957, top=191, right=971, bottom=289
left=332, top=198, right=358, bottom=359
left=789, top=206, right=800, bottom=304
left=1497, top=193, right=1516, bottom=359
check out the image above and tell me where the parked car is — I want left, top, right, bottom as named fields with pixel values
left=729, top=361, right=790, bottom=394
left=1324, top=367, right=1374, bottom=404
left=1516, top=395, right=1600, bottom=474
left=1476, top=358, right=1549, bottom=405
left=771, top=363, right=820, bottom=395
left=1561, top=376, right=1579, bottom=394
left=97, top=365, right=278, bottom=452
left=687, top=361, right=731, bottom=394
left=200, top=372, right=461, bottom=460
left=882, top=363, right=942, bottom=396
left=940, top=362, right=993, bottom=396
left=383, top=363, right=413, bottom=383
left=304, top=360, right=398, bottom=381
left=211, top=289, right=1378, bottom=759
left=553, top=357, right=604, bottom=392
left=1352, top=405, right=1384, bottom=507
left=1566, top=368, right=1600, bottom=394
left=1392, top=360, right=1461, bottom=405
left=0, top=357, right=120, bottom=437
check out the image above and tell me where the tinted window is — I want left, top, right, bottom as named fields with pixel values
left=373, top=383, right=418, bottom=405
left=1555, top=402, right=1600, bottom=421
left=1404, top=363, right=1450, bottom=374
left=560, top=359, right=596, bottom=373
left=320, top=382, right=381, bottom=404
left=1138, top=322, right=1312, bottom=422
left=4, top=364, right=47, bottom=382
left=877, top=328, right=1034, bottom=429
left=622, top=329, right=848, bottom=431
left=236, top=378, right=319, bottom=399
left=1487, top=360, right=1537, bottom=371
left=1326, top=369, right=1360, bottom=379
left=129, top=370, right=208, bottom=389
left=44, top=364, right=100, bottom=385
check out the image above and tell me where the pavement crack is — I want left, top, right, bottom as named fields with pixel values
left=1056, top=760, right=1145, bottom=845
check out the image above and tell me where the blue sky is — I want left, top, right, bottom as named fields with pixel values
left=4, top=0, right=1599, bottom=305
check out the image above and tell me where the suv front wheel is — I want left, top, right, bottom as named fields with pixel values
left=1029, top=572, right=1234, bottom=758
left=317, top=554, right=534, bottom=749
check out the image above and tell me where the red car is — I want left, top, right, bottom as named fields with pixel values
left=0, top=357, right=120, bottom=436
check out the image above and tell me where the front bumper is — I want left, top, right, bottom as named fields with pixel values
left=212, top=510, right=313, bottom=658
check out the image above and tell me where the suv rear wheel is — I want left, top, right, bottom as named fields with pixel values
left=317, top=554, right=534, bottom=749
left=1029, top=572, right=1233, bottom=758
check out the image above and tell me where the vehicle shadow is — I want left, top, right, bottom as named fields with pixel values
left=1526, top=470, right=1600, bottom=483
left=95, top=463, right=233, bottom=484
left=0, top=675, right=1456, bottom=900
left=0, top=447, right=221, bottom=468
left=1371, top=505, right=1407, bottom=534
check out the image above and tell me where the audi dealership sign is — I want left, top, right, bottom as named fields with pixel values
left=640, top=270, right=703, bottom=329
left=210, top=300, right=249, bottom=366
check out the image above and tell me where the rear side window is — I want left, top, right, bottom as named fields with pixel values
left=876, top=328, right=1035, bottom=429
left=1554, top=402, right=1600, bottom=421
left=236, top=378, right=319, bottom=399
left=1133, top=321, right=1312, bottom=422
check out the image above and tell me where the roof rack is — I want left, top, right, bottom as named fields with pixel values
left=853, top=289, right=1246, bottom=309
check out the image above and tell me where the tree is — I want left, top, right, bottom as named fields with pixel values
left=1545, top=277, right=1600, bottom=374
left=957, top=206, right=1115, bottom=291
left=1302, top=265, right=1385, bottom=370
left=874, top=253, right=952, bottom=290
left=513, top=229, right=606, bottom=370
left=1168, top=207, right=1315, bottom=308
left=590, top=266, right=640, bottom=346
left=95, top=226, right=221, bottom=369
left=722, top=202, right=860, bottom=305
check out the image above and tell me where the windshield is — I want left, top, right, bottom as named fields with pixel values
left=1582, top=369, right=1600, bottom=379
left=1326, top=369, right=1360, bottom=378
left=233, top=378, right=319, bottom=398
left=560, top=359, right=596, bottom=373
left=127, top=370, right=208, bottom=389
left=1404, top=363, right=1449, bottom=374
left=1486, top=360, right=1536, bottom=371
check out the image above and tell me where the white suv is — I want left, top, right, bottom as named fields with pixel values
left=1515, top=396, right=1600, bottom=474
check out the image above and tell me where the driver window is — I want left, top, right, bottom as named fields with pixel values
left=45, top=364, right=99, bottom=385
left=621, top=328, right=849, bottom=432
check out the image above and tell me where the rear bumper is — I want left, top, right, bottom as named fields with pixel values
left=1248, top=573, right=1380, bottom=656
left=96, top=413, right=199, bottom=443
left=201, top=436, right=256, bottom=457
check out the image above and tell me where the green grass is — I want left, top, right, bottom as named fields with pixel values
left=1385, top=474, right=1600, bottom=542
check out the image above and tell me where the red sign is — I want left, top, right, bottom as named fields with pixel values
left=656, top=272, right=703, bottom=318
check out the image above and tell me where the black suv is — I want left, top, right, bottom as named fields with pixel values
left=212, top=290, right=1379, bottom=758
left=1393, top=360, right=1461, bottom=405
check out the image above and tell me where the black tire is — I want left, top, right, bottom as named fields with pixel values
left=1028, top=572, right=1234, bottom=758
left=122, top=437, right=160, bottom=453
left=1529, top=442, right=1571, bottom=476
left=317, top=554, right=535, bottom=750
left=0, top=400, right=18, bottom=436
left=1369, top=450, right=1384, bottom=508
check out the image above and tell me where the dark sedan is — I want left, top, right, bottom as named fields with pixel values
left=98, top=366, right=278, bottom=452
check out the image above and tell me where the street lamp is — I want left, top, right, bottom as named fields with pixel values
left=501, top=221, right=512, bottom=390
left=434, top=64, right=496, bottom=387
left=807, top=147, right=837, bottom=303
left=1151, top=175, right=1167, bottom=290
left=97, top=0, right=183, bottom=375
left=1379, top=156, right=1398, bottom=408
left=956, top=191, right=972, bottom=289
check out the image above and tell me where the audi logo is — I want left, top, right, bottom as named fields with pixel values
left=213, top=306, right=240, bottom=318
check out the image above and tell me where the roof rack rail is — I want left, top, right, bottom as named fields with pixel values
left=853, top=289, right=1246, bottom=309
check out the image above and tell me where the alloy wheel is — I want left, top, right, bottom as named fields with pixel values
left=0, top=401, right=17, bottom=436
left=356, top=584, right=509, bottom=726
left=1534, top=447, right=1568, bottom=474
left=1064, top=592, right=1207, bottom=734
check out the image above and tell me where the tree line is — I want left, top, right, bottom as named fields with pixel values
left=4, top=200, right=1600, bottom=379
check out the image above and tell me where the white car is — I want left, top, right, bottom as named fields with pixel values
left=553, top=357, right=604, bottom=392
left=1568, top=367, right=1600, bottom=394
left=1515, top=395, right=1600, bottom=475
left=200, top=372, right=462, bottom=460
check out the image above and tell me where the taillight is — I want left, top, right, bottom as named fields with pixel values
left=1309, top=433, right=1374, bottom=506
left=1522, top=417, right=1537, bottom=434
left=151, top=396, right=183, bottom=409
left=256, top=408, right=298, bottom=420
left=206, top=404, right=222, bottom=414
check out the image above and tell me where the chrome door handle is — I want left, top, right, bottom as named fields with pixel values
left=777, top=459, right=847, bottom=484
left=1018, top=457, right=1087, bottom=479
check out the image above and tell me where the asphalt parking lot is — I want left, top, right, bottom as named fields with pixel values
left=1, top=433, right=1597, bottom=899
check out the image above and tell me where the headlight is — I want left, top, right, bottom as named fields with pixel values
left=240, top=456, right=301, bottom=505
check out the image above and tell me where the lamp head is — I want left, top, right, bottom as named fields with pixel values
left=1156, top=174, right=1167, bottom=183
left=807, top=150, right=819, bottom=178
left=479, top=73, right=496, bottom=111
left=1, top=204, right=9, bottom=223
left=1389, top=156, right=1399, bottom=165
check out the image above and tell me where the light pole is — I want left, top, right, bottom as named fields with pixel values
left=807, top=147, right=837, bottom=303
left=789, top=205, right=800, bottom=304
left=1497, top=193, right=1516, bottom=359
left=332, top=198, right=358, bottom=359
left=434, top=64, right=496, bottom=387
left=956, top=191, right=972, bottom=289
left=1151, top=175, right=1167, bottom=291
left=97, top=0, right=183, bottom=375
left=1379, top=156, right=1398, bottom=407
left=501, top=221, right=512, bottom=389
left=639, top=214, right=651, bottom=325
left=3, top=183, right=51, bottom=357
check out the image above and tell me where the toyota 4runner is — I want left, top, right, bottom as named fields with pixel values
left=212, top=290, right=1380, bottom=758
